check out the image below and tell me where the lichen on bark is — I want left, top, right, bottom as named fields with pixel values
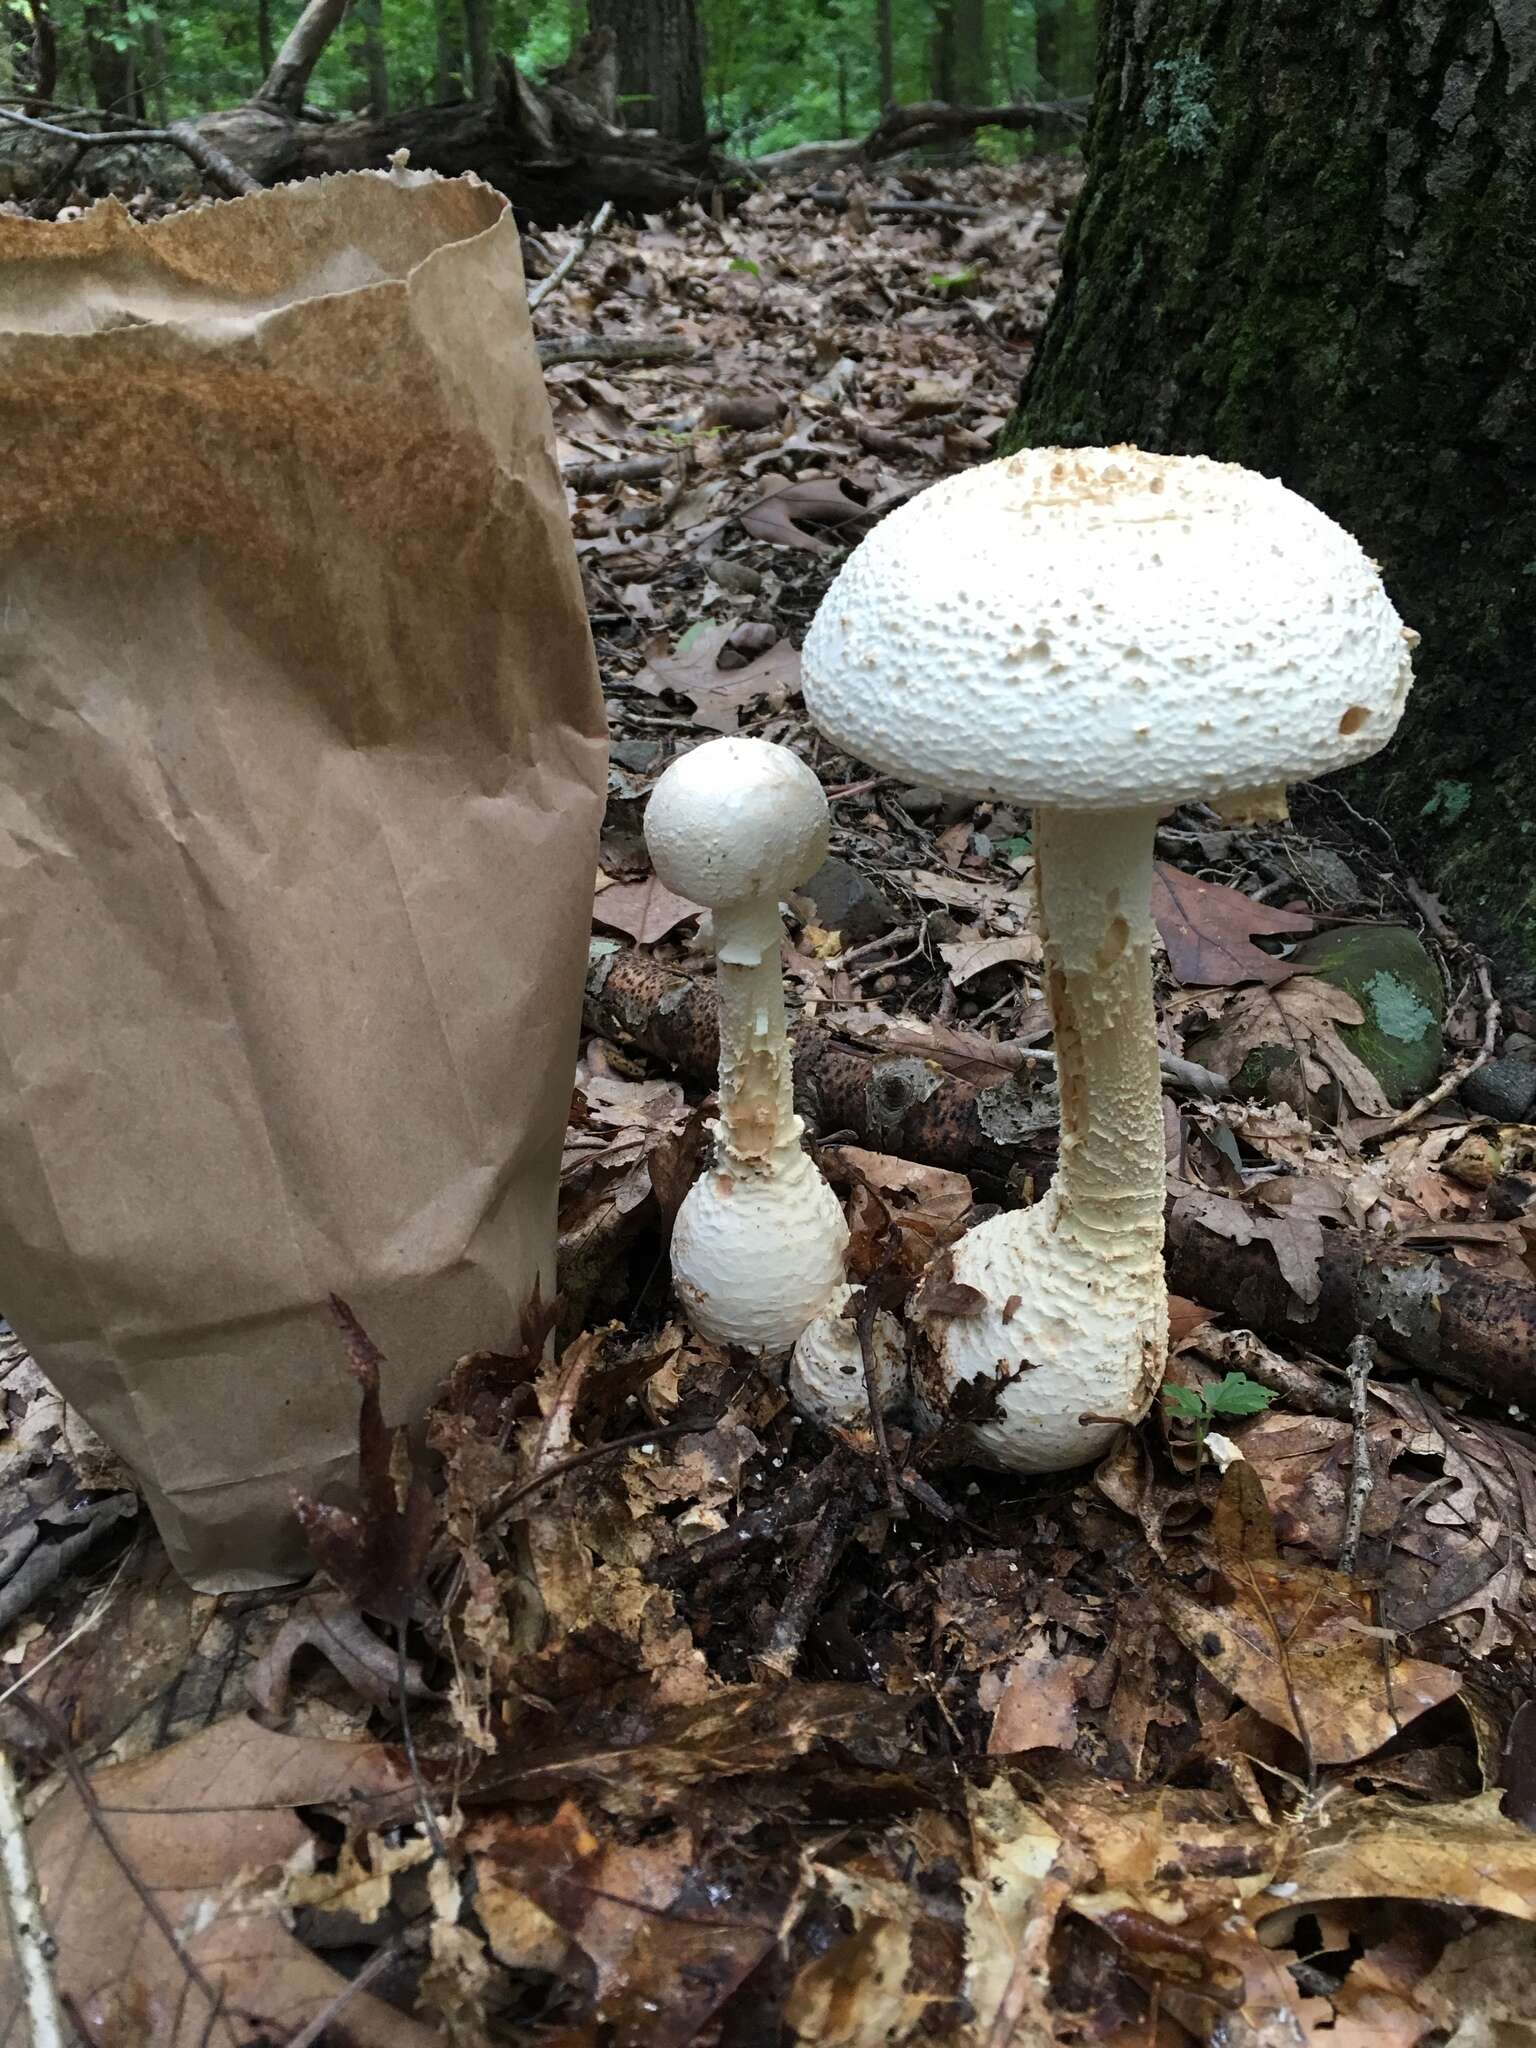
left=1005, top=0, right=1536, bottom=976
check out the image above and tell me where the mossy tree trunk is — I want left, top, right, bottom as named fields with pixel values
left=1004, top=1, right=1536, bottom=975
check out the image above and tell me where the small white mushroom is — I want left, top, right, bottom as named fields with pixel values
left=801, top=446, right=1416, bottom=1471
left=788, top=1283, right=907, bottom=1429
left=644, top=736, right=848, bottom=1351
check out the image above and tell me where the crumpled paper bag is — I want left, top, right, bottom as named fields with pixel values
left=0, top=169, right=606, bottom=1588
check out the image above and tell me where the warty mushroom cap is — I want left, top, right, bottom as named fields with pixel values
left=646, top=735, right=829, bottom=910
left=802, top=445, right=1415, bottom=809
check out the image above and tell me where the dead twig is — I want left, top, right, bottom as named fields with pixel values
left=0, top=104, right=259, bottom=195
left=0, top=1741, right=66, bottom=2048
left=1369, top=959, right=1498, bottom=1141
left=1339, top=1334, right=1376, bottom=1577
left=395, top=1624, right=446, bottom=1864
left=283, top=1925, right=421, bottom=2048
left=527, top=198, right=615, bottom=312
left=751, top=1487, right=858, bottom=1679
left=857, top=1282, right=908, bottom=1518
left=537, top=334, right=697, bottom=368
left=654, top=1448, right=849, bottom=1582
left=561, top=453, right=674, bottom=491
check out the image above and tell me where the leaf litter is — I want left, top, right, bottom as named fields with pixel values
left=1, top=157, right=1535, bottom=2047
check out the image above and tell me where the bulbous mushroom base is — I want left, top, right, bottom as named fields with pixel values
left=913, top=1196, right=1166, bottom=1472
left=789, top=1284, right=908, bottom=1429
left=671, top=1149, right=849, bottom=1353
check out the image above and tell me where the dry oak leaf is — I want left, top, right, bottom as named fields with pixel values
left=1151, top=862, right=1312, bottom=987
left=1272, top=1788, right=1536, bottom=1920
left=633, top=619, right=802, bottom=732
left=1156, top=1555, right=1459, bottom=1767
left=940, top=930, right=1043, bottom=986
left=1169, top=1183, right=1327, bottom=1306
left=738, top=472, right=871, bottom=552
left=0, top=1715, right=429, bottom=2048
left=1200, top=974, right=1394, bottom=1115
left=593, top=872, right=704, bottom=945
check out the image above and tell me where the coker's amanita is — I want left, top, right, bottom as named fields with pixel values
left=799, top=446, right=1417, bottom=1470
left=644, top=736, right=849, bottom=1351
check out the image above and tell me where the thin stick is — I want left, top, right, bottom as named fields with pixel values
left=527, top=199, right=615, bottom=312
left=1338, top=1334, right=1376, bottom=1577
left=1370, top=961, right=1499, bottom=1141
left=0, top=105, right=259, bottom=195
left=856, top=1286, right=906, bottom=1518
left=284, top=1929, right=414, bottom=2048
left=751, top=1489, right=856, bottom=1680
left=536, top=334, right=696, bottom=368
left=0, top=1744, right=66, bottom=2048
left=484, top=1420, right=697, bottom=1538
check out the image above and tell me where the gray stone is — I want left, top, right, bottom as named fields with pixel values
left=1289, top=845, right=1364, bottom=907
left=610, top=738, right=661, bottom=772
left=900, top=785, right=944, bottom=818
left=1460, top=1053, right=1536, bottom=1123
left=800, top=856, right=898, bottom=946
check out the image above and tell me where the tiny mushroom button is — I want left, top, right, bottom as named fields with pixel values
left=800, top=445, right=1417, bottom=1471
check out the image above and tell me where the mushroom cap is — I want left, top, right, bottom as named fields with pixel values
left=803, top=446, right=1415, bottom=811
left=646, top=736, right=829, bottom=909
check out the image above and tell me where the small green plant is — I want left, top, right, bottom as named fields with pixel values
left=928, top=266, right=980, bottom=297
left=729, top=257, right=761, bottom=279
left=1162, top=1370, right=1275, bottom=1471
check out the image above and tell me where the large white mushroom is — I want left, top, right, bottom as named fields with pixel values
left=801, top=446, right=1416, bottom=1470
left=644, top=736, right=849, bottom=1351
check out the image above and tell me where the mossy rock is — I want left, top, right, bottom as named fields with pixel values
left=1287, top=925, right=1444, bottom=1107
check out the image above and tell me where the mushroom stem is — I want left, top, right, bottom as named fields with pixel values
left=713, top=896, right=801, bottom=1172
left=1032, top=803, right=1165, bottom=1261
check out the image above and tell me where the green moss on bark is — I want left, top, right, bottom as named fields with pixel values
left=1004, top=0, right=1536, bottom=978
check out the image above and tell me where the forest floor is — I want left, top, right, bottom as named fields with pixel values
left=3, top=158, right=1536, bottom=2047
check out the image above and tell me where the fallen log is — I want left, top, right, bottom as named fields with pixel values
left=586, top=948, right=1057, bottom=1189
left=588, top=949, right=1536, bottom=1407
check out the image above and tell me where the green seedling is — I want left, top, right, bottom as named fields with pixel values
left=1162, top=1370, right=1275, bottom=1474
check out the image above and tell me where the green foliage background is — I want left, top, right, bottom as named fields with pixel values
left=2, top=0, right=1097, bottom=144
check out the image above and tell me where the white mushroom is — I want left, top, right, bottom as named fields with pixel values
left=801, top=446, right=1416, bottom=1471
left=788, top=1284, right=907, bottom=1430
left=644, top=736, right=849, bottom=1351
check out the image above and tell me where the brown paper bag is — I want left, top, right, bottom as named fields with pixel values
left=0, top=171, right=606, bottom=1588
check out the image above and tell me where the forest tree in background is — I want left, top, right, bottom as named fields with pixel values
left=0, top=0, right=1098, bottom=151
left=1005, top=0, right=1535, bottom=975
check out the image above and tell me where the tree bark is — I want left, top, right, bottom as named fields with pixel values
left=83, top=0, right=143, bottom=118
left=929, top=2, right=955, bottom=101
left=463, top=0, right=493, bottom=101
left=353, top=0, right=389, bottom=114
left=258, top=0, right=351, bottom=113
left=257, top=0, right=276, bottom=80
left=589, top=0, right=705, bottom=146
left=875, top=0, right=894, bottom=107
left=432, top=0, right=459, bottom=99
left=1004, top=0, right=1536, bottom=981
left=954, top=0, right=988, bottom=106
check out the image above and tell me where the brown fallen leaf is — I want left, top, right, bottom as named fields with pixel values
left=985, top=1640, right=1092, bottom=1754
left=1272, top=1787, right=1536, bottom=1919
left=1169, top=1184, right=1326, bottom=1306
left=471, top=1802, right=774, bottom=2043
left=738, top=472, right=870, bottom=552
left=0, top=1716, right=428, bottom=2048
left=940, top=931, right=1043, bottom=985
left=822, top=1143, right=974, bottom=1233
left=593, top=872, right=705, bottom=945
left=1198, top=975, right=1394, bottom=1115
left=1152, top=863, right=1312, bottom=987
left=633, top=620, right=802, bottom=732
left=1156, top=1469, right=1460, bottom=1766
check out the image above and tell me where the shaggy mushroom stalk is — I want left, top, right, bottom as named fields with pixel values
left=644, top=737, right=849, bottom=1352
left=799, top=444, right=1417, bottom=1469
